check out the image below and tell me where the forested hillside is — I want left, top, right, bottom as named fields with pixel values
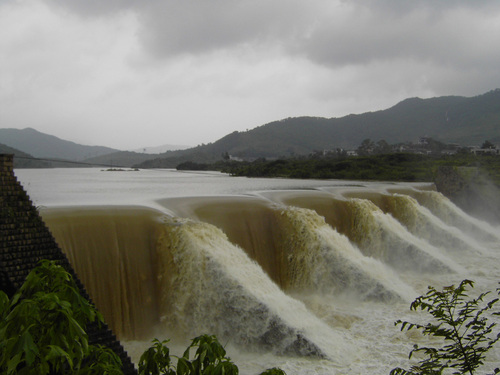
left=136, top=89, right=500, bottom=168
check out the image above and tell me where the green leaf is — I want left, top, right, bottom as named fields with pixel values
left=6, top=353, right=23, bottom=375
left=0, top=291, right=10, bottom=317
left=391, top=279, right=500, bottom=375
left=176, top=357, right=193, bottom=375
left=19, top=330, right=38, bottom=366
left=0, top=260, right=121, bottom=375
left=44, top=345, right=73, bottom=368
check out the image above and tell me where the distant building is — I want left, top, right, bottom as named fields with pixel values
left=418, top=137, right=431, bottom=145
left=229, top=155, right=244, bottom=162
left=471, top=147, right=500, bottom=155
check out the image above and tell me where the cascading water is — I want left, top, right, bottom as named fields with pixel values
left=412, top=190, right=500, bottom=243
left=154, top=216, right=357, bottom=362
left=273, top=206, right=415, bottom=302
left=42, top=206, right=162, bottom=340
left=343, top=198, right=462, bottom=274
left=384, top=193, right=491, bottom=255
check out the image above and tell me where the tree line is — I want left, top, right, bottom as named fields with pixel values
left=177, top=150, right=500, bottom=185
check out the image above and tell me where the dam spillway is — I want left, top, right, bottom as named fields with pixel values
left=15, top=168, right=500, bottom=375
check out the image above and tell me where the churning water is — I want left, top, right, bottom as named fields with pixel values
left=15, top=168, right=500, bottom=374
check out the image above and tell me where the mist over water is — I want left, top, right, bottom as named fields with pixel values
left=384, top=194, right=489, bottom=254
left=16, top=169, right=500, bottom=374
left=400, top=189, right=500, bottom=244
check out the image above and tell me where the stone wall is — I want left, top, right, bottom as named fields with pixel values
left=0, top=154, right=137, bottom=374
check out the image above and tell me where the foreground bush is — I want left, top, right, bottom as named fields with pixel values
left=139, top=335, right=286, bottom=375
left=391, top=280, right=500, bottom=375
left=139, top=335, right=239, bottom=375
left=0, top=260, right=122, bottom=374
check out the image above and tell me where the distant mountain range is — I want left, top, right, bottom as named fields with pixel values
left=1, top=89, right=499, bottom=168
left=0, top=128, right=189, bottom=168
left=0, top=127, right=118, bottom=161
left=136, top=88, right=500, bottom=168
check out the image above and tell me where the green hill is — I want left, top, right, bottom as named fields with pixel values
left=137, top=89, right=500, bottom=168
left=0, top=127, right=118, bottom=161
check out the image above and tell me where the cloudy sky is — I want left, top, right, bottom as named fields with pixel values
left=1, top=0, right=500, bottom=150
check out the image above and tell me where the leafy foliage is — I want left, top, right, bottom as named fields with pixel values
left=0, top=260, right=122, bottom=374
left=139, top=335, right=238, bottom=375
left=138, top=339, right=176, bottom=375
left=139, top=335, right=287, bottom=375
left=391, top=280, right=500, bottom=375
left=211, top=152, right=500, bottom=188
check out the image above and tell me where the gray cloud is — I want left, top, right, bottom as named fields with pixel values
left=2, top=0, right=500, bottom=149
left=294, top=1, right=500, bottom=68
left=42, top=0, right=137, bottom=17
left=135, top=0, right=312, bottom=58
left=37, top=0, right=500, bottom=70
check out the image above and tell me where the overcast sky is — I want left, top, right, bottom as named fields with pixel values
left=1, top=0, right=499, bottom=150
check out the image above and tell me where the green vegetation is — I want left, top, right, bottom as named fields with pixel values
left=199, top=153, right=500, bottom=185
left=0, top=260, right=122, bottom=374
left=176, top=161, right=211, bottom=171
left=139, top=336, right=287, bottom=375
left=1, top=260, right=286, bottom=374
left=391, top=280, right=500, bottom=375
left=138, top=336, right=239, bottom=375
left=221, top=153, right=435, bottom=180
left=101, top=168, right=140, bottom=172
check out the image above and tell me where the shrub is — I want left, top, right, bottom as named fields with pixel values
left=139, top=335, right=287, bottom=375
left=0, top=260, right=122, bottom=374
left=391, top=279, right=500, bottom=375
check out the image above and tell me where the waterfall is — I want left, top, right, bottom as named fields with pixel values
left=42, top=192, right=479, bottom=348
left=411, top=190, right=500, bottom=243
left=342, top=198, right=461, bottom=273
left=160, top=196, right=416, bottom=302
left=154, top=216, right=357, bottom=361
left=42, top=206, right=162, bottom=339
left=384, top=193, right=490, bottom=254
left=273, top=206, right=415, bottom=302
